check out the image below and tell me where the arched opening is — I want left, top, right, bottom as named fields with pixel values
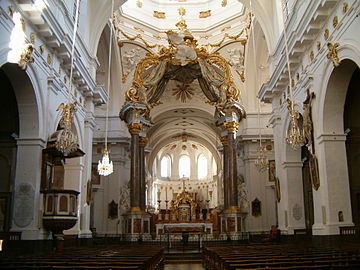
left=198, top=154, right=208, bottom=179
left=344, top=66, right=360, bottom=226
left=320, top=59, right=358, bottom=232
left=160, top=155, right=171, bottom=178
left=0, top=68, right=19, bottom=232
left=179, top=155, right=190, bottom=178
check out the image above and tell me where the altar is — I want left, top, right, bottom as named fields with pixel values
left=156, top=222, right=213, bottom=235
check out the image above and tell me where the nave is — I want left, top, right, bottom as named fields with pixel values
left=1, top=235, right=360, bottom=269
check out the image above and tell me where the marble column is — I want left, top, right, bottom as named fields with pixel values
left=129, top=123, right=142, bottom=212
left=220, top=136, right=230, bottom=209
left=225, top=122, right=239, bottom=210
left=139, top=136, right=148, bottom=211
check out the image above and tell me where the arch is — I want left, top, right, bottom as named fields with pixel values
left=87, top=0, right=126, bottom=56
left=318, top=45, right=360, bottom=134
left=0, top=63, right=41, bottom=139
left=239, top=0, right=279, bottom=54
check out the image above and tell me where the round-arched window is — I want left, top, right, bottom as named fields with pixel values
left=160, top=155, right=170, bottom=177
left=198, top=154, right=207, bottom=179
left=179, top=155, right=190, bottom=178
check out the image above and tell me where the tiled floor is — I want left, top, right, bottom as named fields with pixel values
left=164, top=263, right=205, bottom=270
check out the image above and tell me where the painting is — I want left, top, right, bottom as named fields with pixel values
left=91, top=163, right=100, bottom=185
left=251, top=198, right=261, bottom=217
left=86, top=180, right=93, bottom=205
left=309, top=154, right=320, bottom=190
left=275, top=177, right=281, bottom=202
left=268, top=160, right=276, bottom=182
left=108, top=200, right=118, bottom=219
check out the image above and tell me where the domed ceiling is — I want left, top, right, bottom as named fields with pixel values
left=120, top=0, right=244, bottom=32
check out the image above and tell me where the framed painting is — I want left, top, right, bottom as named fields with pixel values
left=91, top=163, right=100, bottom=185
left=309, top=154, right=320, bottom=190
left=268, top=160, right=276, bottom=182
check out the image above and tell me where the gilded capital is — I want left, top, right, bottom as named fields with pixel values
left=139, top=136, right=149, bottom=147
left=128, top=123, right=143, bottom=134
left=224, top=121, right=239, bottom=133
left=220, top=136, right=229, bottom=146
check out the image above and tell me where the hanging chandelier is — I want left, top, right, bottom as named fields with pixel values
left=98, top=149, right=113, bottom=176
left=281, top=3, right=304, bottom=150
left=55, top=102, right=78, bottom=156
left=56, top=0, right=80, bottom=156
left=97, top=0, right=115, bottom=176
left=255, top=144, right=268, bottom=172
left=248, top=1, right=268, bottom=172
left=285, top=99, right=304, bottom=150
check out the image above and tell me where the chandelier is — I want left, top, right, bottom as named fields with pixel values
left=248, top=1, right=268, bottom=172
left=285, top=99, right=305, bottom=150
left=56, top=0, right=80, bottom=156
left=55, top=102, right=78, bottom=156
left=255, top=144, right=268, bottom=172
left=98, top=149, right=113, bottom=176
left=97, top=0, right=114, bottom=176
left=281, top=3, right=304, bottom=150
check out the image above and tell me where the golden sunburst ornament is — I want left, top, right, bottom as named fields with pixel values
left=172, top=83, right=194, bottom=103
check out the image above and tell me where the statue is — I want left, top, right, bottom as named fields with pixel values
left=166, top=17, right=197, bottom=66
left=237, top=176, right=249, bottom=213
left=303, top=90, right=315, bottom=146
left=18, top=44, right=34, bottom=70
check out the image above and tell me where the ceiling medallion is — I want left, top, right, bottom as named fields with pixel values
left=153, top=11, right=166, bottom=19
left=172, top=83, right=194, bottom=103
left=182, top=145, right=187, bottom=150
left=178, top=7, right=186, bottom=16
left=199, top=10, right=211, bottom=19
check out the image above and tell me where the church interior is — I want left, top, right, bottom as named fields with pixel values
left=0, top=0, right=360, bottom=269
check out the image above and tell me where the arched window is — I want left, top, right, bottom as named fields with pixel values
left=179, top=155, right=190, bottom=178
left=198, top=155, right=208, bottom=179
left=160, top=156, right=170, bottom=177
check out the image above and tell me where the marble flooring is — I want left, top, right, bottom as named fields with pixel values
left=164, top=263, right=205, bottom=270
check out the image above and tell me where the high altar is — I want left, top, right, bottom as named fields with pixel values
left=155, top=190, right=213, bottom=236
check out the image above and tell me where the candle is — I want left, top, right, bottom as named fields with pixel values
left=165, top=187, right=168, bottom=200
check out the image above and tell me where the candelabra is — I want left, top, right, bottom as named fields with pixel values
left=206, top=200, right=211, bottom=220
left=157, top=200, right=162, bottom=221
left=171, top=200, right=177, bottom=221
left=199, top=200, right=203, bottom=220
left=164, top=200, right=169, bottom=221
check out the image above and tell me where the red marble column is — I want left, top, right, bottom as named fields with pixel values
left=129, top=123, right=142, bottom=212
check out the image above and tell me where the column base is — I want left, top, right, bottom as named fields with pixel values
left=220, top=209, right=246, bottom=234
left=123, top=210, right=151, bottom=236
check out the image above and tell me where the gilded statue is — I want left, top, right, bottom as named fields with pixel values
left=57, top=102, right=77, bottom=129
left=18, top=44, right=34, bottom=70
left=326, top=42, right=341, bottom=67
left=303, top=90, right=315, bottom=146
